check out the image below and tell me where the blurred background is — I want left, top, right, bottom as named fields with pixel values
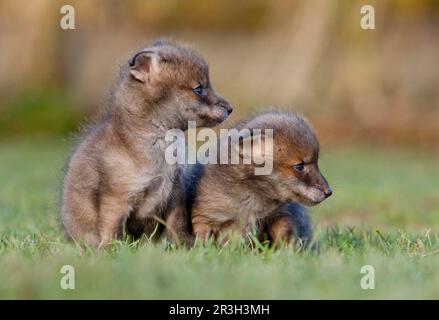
left=1, top=1, right=439, bottom=299
left=0, top=0, right=438, bottom=231
left=0, top=0, right=438, bottom=146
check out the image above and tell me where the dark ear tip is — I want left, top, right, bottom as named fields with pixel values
left=129, top=50, right=154, bottom=67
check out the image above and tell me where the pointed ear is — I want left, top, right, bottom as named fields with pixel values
left=128, top=50, right=158, bottom=83
left=232, top=129, right=271, bottom=165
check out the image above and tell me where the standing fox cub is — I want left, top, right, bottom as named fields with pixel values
left=62, top=40, right=232, bottom=247
left=185, top=111, right=332, bottom=246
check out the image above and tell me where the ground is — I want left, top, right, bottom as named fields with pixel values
left=0, top=138, right=438, bottom=299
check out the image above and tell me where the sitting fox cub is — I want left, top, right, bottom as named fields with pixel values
left=61, top=40, right=232, bottom=247
left=185, top=111, right=332, bottom=246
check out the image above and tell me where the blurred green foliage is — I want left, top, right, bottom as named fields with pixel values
left=0, top=88, right=83, bottom=136
left=0, top=0, right=438, bottom=142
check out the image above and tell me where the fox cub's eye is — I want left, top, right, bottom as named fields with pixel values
left=192, top=85, right=204, bottom=97
left=293, top=163, right=305, bottom=172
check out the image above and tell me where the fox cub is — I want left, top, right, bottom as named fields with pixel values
left=185, top=111, right=332, bottom=246
left=62, top=40, right=232, bottom=247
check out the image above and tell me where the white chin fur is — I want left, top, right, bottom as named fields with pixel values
left=212, top=106, right=227, bottom=119
left=297, top=185, right=325, bottom=205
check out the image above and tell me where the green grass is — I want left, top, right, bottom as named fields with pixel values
left=0, top=138, right=438, bottom=299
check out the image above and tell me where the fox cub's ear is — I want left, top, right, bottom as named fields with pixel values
left=128, top=50, right=159, bottom=83
left=233, top=129, right=273, bottom=165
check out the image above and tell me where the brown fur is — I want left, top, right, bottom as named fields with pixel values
left=61, top=39, right=232, bottom=247
left=186, top=110, right=331, bottom=245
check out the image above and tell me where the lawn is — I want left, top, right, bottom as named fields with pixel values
left=0, top=137, right=438, bottom=299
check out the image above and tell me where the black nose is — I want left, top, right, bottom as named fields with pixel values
left=219, top=102, right=233, bottom=114
left=225, top=103, right=233, bottom=114
left=324, top=188, right=333, bottom=198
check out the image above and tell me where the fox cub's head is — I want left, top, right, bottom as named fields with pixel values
left=240, top=111, right=332, bottom=206
left=125, top=39, right=232, bottom=128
